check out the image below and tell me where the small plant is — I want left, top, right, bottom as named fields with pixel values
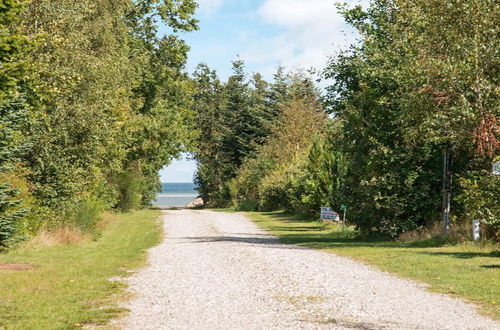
left=321, top=221, right=359, bottom=240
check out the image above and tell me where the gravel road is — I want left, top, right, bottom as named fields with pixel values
left=118, top=210, right=498, bottom=330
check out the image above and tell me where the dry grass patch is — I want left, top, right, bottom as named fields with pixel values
left=96, top=212, right=118, bottom=231
left=397, top=221, right=484, bottom=245
left=21, top=212, right=119, bottom=250
left=0, top=263, right=37, bottom=271
left=23, top=226, right=90, bottom=249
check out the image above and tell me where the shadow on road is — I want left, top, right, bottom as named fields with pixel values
left=169, top=235, right=308, bottom=250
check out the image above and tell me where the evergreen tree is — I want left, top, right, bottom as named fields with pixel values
left=249, top=73, right=272, bottom=145
left=221, top=59, right=253, bottom=170
left=0, top=0, right=28, bottom=246
left=192, top=64, right=228, bottom=205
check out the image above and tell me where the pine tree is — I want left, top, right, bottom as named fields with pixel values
left=192, top=64, right=228, bottom=205
left=0, top=0, right=28, bottom=246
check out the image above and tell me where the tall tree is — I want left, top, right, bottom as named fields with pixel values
left=322, top=0, right=498, bottom=236
left=15, top=0, right=197, bottom=223
left=323, top=1, right=443, bottom=236
left=124, top=1, right=198, bottom=206
left=192, top=64, right=228, bottom=205
left=0, top=0, right=28, bottom=245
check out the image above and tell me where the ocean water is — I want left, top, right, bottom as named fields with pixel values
left=152, top=182, right=198, bottom=207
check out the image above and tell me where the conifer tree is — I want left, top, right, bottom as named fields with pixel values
left=0, top=0, right=28, bottom=246
left=192, top=64, right=227, bottom=205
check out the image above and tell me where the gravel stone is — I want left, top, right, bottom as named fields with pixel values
left=117, top=210, right=499, bottom=330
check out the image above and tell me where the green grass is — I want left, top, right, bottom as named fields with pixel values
left=0, top=210, right=162, bottom=329
left=246, top=211, right=500, bottom=319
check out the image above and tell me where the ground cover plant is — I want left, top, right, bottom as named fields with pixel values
left=246, top=211, right=500, bottom=319
left=0, top=210, right=161, bottom=329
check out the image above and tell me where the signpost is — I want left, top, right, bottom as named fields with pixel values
left=441, top=147, right=453, bottom=236
left=320, top=207, right=340, bottom=221
left=340, top=204, right=347, bottom=224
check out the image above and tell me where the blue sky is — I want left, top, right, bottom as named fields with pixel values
left=160, top=0, right=366, bottom=183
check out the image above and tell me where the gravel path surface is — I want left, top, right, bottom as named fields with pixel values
left=118, top=210, right=498, bottom=330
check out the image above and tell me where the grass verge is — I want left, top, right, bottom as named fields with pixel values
left=246, top=211, right=500, bottom=319
left=0, top=210, right=162, bottom=329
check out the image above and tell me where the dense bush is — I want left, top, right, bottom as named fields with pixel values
left=457, top=169, right=500, bottom=238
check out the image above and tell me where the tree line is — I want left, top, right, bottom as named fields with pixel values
left=0, top=0, right=198, bottom=246
left=192, top=0, right=498, bottom=238
left=1, top=0, right=498, bottom=246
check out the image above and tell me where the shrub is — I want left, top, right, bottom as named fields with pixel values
left=115, top=167, right=143, bottom=212
left=71, top=197, right=105, bottom=232
left=456, top=170, right=500, bottom=240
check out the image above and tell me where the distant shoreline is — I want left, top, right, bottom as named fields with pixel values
left=156, top=194, right=198, bottom=198
left=154, top=184, right=198, bottom=207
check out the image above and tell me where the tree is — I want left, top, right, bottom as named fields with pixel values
left=13, top=0, right=198, bottom=228
left=192, top=64, right=228, bottom=205
left=232, top=72, right=326, bottom=211
left=193, top=59, right=277, bottom=206
left=0, top=0, right=28, bottom=246
left=321, top=0, right=498, bottom=237
left=323, top=1, right=444, bottom=236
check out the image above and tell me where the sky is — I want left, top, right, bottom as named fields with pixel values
left=160, top=0, right=366, bottom=183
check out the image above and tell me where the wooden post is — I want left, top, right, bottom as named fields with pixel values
left=441, top=146, right=453, bottom=236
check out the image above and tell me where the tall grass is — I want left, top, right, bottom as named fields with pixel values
left=71, top=197, right=105, bottom=231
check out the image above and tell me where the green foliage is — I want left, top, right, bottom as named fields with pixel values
left=0, top=0, right=28, bottom=246
left=198, top=0, right=498, bottom=240
left=193, top=60, right=283, bottom=206
left=457, top=172, right=499, bottom=232
left=0, top=0, right=198, bottom=243
left=231, top=75, right=326, bottom=212
left=299, top=129, right=349, bottom=214
left=115, top=166, right=144, bottom=213
left=0, top=182, right=27, bottom=246
left=192, top=64, right=229, bottom=205
left=70, top=197, right=106, bottom=232
left=318, top=0, right=498, bottom=237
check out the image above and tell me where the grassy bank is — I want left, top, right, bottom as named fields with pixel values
left=246, top=211, right=499, bottom=319
left=0, top=210, right=162, bottom=329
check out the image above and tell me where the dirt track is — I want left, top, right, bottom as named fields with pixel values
left=118, top=210, right=499, bottom=330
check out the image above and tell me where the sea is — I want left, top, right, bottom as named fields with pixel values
left=152, top=182, right=198, bottom=208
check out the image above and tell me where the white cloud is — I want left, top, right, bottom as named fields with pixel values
left=240, top=0, right=367, bottom=79
left=196, top=0, right=226, bottom=13
left=260, top=0, right=345, bottom=28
